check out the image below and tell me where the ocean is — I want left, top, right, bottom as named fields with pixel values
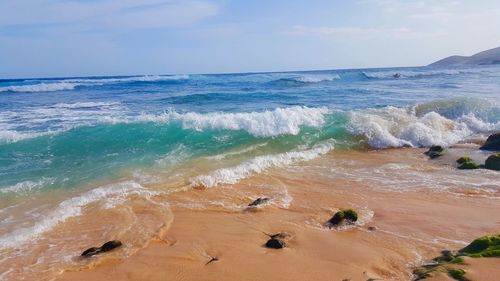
left=0, top=65, right=499, bottom=279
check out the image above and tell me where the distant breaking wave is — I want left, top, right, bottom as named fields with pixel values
left=0, top=75, right=189, bottom=93
left=271, top=75, right=340, bottom=85
left=361, top=68, right=493, bottom=80
left=0, top=82, right=80, bottom=93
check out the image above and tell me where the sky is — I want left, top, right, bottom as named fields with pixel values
left=1, top=0, right=500, bottom=78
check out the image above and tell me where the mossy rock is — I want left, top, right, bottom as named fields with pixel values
left=413, top=234, right=500, bottom=280
left=459, top=234, right=500, bottom=257
left=456, top=157, right=473, bottom=164
left=485, top=153, right=500, bottom=171
left=328, top=209, right=358, bottom=225
left=447, top=268, right=467, bottom=281
left=457, top=161, right=480, bottom=170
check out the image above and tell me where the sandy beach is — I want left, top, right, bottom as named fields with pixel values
left=54, top=147, right=500, bottom=281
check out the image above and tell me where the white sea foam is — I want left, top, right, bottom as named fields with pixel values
left=290, top=75, right=341, bottom=83
left=0, top=129, right=52, bottom=143
left=362, top=68, right=487, bottom=79
left=0, top=181, right=157, bottom=249
left=0, top=82, right=80, bottom=93
left=138, top=106, right=329, bottom=137
left=191, top=142, right=334, bottom=188
left=51, top=101, right=121, bottom=109
left=0, top=101, right=128, bottom=143
left=0, top=75, right=188, bottom=93
left=0, top=178, right=54, bottom=194
left=65, top=74, right=189, bottom=84
left=204, top=143, right=268, bottom=160
left=348, top=106, right=499, bottom=148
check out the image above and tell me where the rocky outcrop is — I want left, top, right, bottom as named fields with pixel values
left=413, top=234, right=500, bottom=280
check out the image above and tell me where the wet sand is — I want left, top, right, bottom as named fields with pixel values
left=57, top=148, right=500, bottom=281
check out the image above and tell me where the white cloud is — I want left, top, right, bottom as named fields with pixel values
left=0, top=0, right=218, bottom=29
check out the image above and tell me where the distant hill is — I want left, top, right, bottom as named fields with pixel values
left=429, top=46, right=500, bottom=67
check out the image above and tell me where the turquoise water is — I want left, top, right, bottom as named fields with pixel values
left=0, top=66, right=499, bottom=194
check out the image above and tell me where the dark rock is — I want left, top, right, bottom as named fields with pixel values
left=480, top=133, right=500, bottom=151
left=100, top=240, right=122, bottom=252
left=328, top=209, right=358, bottom=226
left=424, top=146, right=444, bottom=159
left=367, top=226, right=376, bottom=231
left=81, top=247, right=101, bottom=257
left=265, top=238, right=286, bottom=249
left=248, top=197, right=270, bottom=207
left=81, top=240, right=122, bottom=258
left=485, top=153, right=500, bottom=171
left=433, top=250, right=454, bottom=263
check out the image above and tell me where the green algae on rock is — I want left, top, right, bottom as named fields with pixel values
left=456, top=157, right=481, bottom=170
left=459, top=234, right=500, bottom=257
left=328, top=209, right=358, bottom=226
left=413, top=234, right=500, bottom=280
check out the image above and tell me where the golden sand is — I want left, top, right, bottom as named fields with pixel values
left=54, top=148, right=500, bottom=281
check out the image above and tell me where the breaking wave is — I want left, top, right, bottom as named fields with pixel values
left=137, top=106, right=329, bottom=137
left=0, top=75, right=189, bottom=93
left=0, top=82, right=80, bottom=93
left=272, top=75, right=340, bottom=85
left=348, top=102, right=499, bottom=148
left=191, top=142, right=335, bottom=188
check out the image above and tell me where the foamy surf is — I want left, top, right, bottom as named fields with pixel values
left=138, top=106, right=329, bottom=137
left=0, top=82, right=81, bottom=93
left=0, top=181, right=159, bottom=249
left=191, top=142, right=335, bottom=188
left=348, top=107, right=499, bottom=148
left=0, top=75, right=189, bottom=93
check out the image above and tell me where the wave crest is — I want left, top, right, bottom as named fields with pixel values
left=348, top=106, right=499, bottom=148
left=0, top=82, right=79, bottom=93
left=0, top=75, right=189, bottom=93
left=191, top=142, right=334, bottom=188
left=138, top=106, right=329, bottom=137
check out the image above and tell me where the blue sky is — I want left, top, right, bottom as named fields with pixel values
left=1, top=0, right=500, bottom=78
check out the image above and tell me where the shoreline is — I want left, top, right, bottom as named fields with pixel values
left=56, top=147, right=500, bottom=281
